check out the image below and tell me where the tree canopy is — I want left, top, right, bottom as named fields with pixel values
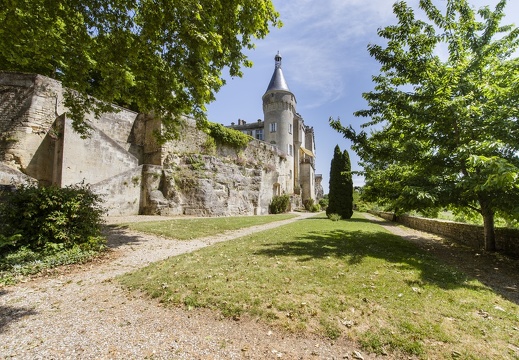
left=327, top=145, right=354, bottom=219
left=0, top=0, right=280, bottom=137
left=330, top=0, right=519, bottom=250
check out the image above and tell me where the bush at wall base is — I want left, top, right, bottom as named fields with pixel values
left=269, top=195, right=290, bottom=214
left=0, top=183, right=106, bottom=253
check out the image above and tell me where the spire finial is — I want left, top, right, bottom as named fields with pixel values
left=275, top=51, right=282, bottom=69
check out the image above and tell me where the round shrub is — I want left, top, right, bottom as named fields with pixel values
left=269, top=195, right=290, bottom=214
left=0, top=183, right=105, bottom=251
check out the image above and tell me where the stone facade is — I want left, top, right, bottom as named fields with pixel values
left=229, top=53, right=317, bottom=203
left=0, top=71, right=297, bottom=216
left=370, top=210, right=519, bottom=258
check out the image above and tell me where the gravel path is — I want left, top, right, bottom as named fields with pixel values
left=0, top=212, right=375, bottom=360
left=2, top=213, right=517, bottom=359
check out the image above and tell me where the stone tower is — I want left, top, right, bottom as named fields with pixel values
left=262, top=52, right=296, bottom=193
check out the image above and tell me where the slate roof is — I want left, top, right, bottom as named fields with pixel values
left=265, top=53, right=291, bottom=94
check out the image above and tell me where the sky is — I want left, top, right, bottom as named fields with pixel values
left=206, top=0, right=519, bottom=194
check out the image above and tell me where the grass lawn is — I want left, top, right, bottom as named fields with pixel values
left=120, top=214, right=297, bottom=240
left=119, top=213, right=519, bottom=359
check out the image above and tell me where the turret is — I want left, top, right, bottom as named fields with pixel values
left=262, top=52, right=296, bottom=158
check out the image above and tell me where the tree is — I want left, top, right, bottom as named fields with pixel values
left=327, top=145, right=354, bottom=219
left=0, top=0, right=280, bottom=137
left=330, top=0, right=519, bottom=250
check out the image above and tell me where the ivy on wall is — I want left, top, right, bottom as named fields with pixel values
left=206, top=122, right=253, bottom=149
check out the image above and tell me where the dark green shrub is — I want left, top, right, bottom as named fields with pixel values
left=0, top=183, right=105, bottom=252
left=303, top=199, right=314, bottom=211
left=318, top=197, right=329, bottom=211
left=327, top=145, right=353, bottom=219
left=269, top=195, right=290, bottom=214
left=310, top=203, right=321, bottom=212
left=328, top=213, right=342, bottom=221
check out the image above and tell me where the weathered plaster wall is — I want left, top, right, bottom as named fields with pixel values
left=90, top=166, right=143, bottom=216
left=370, top=210, right=519, bottom=258
left=60, top=117, right=139, bottom=186
left=0, top=72, right=297, bottom=217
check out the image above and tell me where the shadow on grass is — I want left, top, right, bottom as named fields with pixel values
left=0, top=289, right=37, bottom=333
left=254, top=227, right=487, bottom=293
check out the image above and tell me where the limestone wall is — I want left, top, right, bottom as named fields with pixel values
left=84, top=106, right=138, bottom=151
left=369, top=210, right=519, bottom=258
left=90, top=166, right=143, bottom=216
left=60, top=117, right=139, bottom=186
left=0, top=163, right=37, bottom=186
left=0, top=72, right=63, bottom=182
left=144, top=122, right=293, bottom=216
left=0, top=72, right=298, bottom=217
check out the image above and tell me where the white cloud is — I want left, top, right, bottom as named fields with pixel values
left=259, top=0, right=399, bottom=109
left=258, top=0, right=519, bottom=111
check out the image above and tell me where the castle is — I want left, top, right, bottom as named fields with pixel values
left=0, top=54, right=321, bottom=216
left=228, top=53, right=318, bottom=203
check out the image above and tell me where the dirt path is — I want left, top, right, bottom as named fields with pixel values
left=1, top=213, right=517, bottom=359
left=0, top=212, right=376, bottom=360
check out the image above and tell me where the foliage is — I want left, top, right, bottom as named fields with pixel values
left=0, top=0, right=280, bottom=137
left=269, top=195, right=290, bottom=214
left=0, top=241, right=104, bottom=285
left=0, top=183, right=106, bottom=252
left=201, top=135, right=217, bottom=155
left=330, top=0, right=519, bottom=250
left=206, top=122, right=253, bottom=148
left=327, top=145, right=354, bottom=219
left=318, top=197, right=329, bottom=211
left=353, top=187, right=371, bottom=212
left=327, top=213, right=342, bottom=221
left=0, top=234, right=21, bottom=251
left=304, top=199, right=321, bottom=213
left=119, top=213, right=519, bottom=358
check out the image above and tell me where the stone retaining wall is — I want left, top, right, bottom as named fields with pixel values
left=0, top=72, right=294, bottom=216
left=369, top=210, right=519, bottom=258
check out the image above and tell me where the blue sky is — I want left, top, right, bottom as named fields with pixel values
left=206, top=0, right=519, bottom=193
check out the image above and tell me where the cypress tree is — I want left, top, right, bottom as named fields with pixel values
left=327, top=145, right=354, bottom=219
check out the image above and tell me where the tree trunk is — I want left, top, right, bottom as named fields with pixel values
left=479, top=196, right=496, bottom=251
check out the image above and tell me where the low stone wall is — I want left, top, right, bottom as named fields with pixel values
left=90, top=166, right=143, bottom=216
left=369, top=210, right=519, bottom=258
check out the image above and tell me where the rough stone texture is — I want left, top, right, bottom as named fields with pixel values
left=0, top=72, right=63, bottom=182
left=90, top=166, right=143, bottom=216
left=315, top=174, right=324, bottom=200
left=370, top=210, right=519, bottom=258
left=0, top=163, right=37, bottom=185
left=0, top=72, right=294, bottom=217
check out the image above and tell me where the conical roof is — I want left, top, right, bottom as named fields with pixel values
left=265, top=52, right=291, bottom=94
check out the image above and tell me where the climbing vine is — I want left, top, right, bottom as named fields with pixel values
left=207, top=122, right=253, bottom=149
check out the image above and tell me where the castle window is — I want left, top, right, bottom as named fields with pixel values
left=270, top=122, right=277, bottom=132
left=288, top=124, right=293, bottom=134
left=288, top=144, right=293, bottom=156
left=255, top=129, right=264, bottom=140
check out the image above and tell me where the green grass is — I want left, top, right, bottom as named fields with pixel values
left=0, top=244, right=105, bottom=285
left=119, top=213, right=519, bottom=359
left=121, top=214, right=297, bottom=240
